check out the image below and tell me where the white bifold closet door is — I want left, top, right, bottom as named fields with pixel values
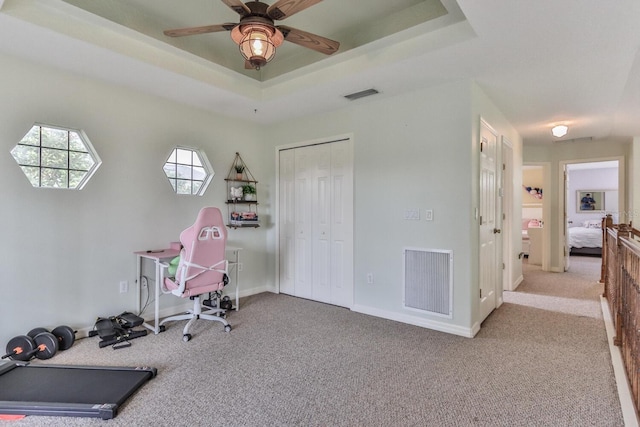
left=278, top=139, right=353, bottom=308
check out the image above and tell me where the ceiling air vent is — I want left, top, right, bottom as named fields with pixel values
left=553, top=137, right=593, bottom=143
left=344, top=88, right=379, bottom=101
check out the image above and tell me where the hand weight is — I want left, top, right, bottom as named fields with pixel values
left=2, top=332, right=59, bottom=361
left=27, top=325, right=76, bottom=351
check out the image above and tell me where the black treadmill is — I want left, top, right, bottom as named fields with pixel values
left=0, top=361, right=157, bottom=420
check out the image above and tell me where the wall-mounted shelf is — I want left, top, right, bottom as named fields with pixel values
left=225, top=152, right=259, bottom=229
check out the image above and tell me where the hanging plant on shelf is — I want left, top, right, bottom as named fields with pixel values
left=234, top=165, right=245, bottom=179
left=242, top=184, right=256, bottom=201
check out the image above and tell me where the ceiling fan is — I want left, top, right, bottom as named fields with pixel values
left=164, top=0, right=340, bottom=70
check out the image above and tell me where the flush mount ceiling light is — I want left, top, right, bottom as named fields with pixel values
left=164, top=0, right=340, bottom=70
left=551, top=125, right=569, bottom=138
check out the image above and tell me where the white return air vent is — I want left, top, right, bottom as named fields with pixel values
left=403, top=248, right=453, bottom=318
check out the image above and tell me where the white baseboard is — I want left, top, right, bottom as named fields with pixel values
left=513, top=274, right=524, bottom=290
left=600, top=296, right=639, bottom=427
left=351, top=304, right=475, bottom=338
left=236, top=284, right=274, bottom=299
left=470, top=321, right=481, bottom=337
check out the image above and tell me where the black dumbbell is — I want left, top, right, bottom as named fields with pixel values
left=2, top=332, right=59, bottom=361
left=27, top=325, right=76, bottom=351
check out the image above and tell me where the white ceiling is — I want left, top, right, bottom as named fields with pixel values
left=1, top=0, right=640, bottom=145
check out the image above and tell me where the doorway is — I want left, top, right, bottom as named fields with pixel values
left=563, top=160, right=621, bottom=271
left=522, top=165, right=545, bottom=267
left=501, top=138, right=514, bottom=292
left=521, top=162, right=551, bottom=272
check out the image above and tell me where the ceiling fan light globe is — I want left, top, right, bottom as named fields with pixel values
left=239, top=27, right=276, bottom=65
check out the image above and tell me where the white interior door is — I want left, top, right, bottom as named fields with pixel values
left=278, top=149, right=295, bottom=295
left=312, top=144, right=331, bottom=303
left=479, top=120, right=499, bottom=322
left=294, top=146, right=313, bottom=299
left=329, top=140, right=354, bottom=307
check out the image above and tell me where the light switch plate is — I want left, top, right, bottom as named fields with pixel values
left=425, top=210, right=434, bottom=221
left=404, top=209, right=420, bottom=220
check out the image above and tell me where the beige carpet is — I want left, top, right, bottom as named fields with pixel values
left=2, top=256, right=624, bottom=426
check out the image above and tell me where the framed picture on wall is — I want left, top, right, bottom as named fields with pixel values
left=577, top=190, right=604, bottom=211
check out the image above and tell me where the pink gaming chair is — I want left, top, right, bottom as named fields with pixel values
left=159, top=207, right=231, bottom=341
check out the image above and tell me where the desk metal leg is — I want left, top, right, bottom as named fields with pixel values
left=152, top=259, right=160, bottom=333
left=225, top=249, right=241, bottom=311
left=233, top=249, right=240, bottom=311
left=136, top=255, right=142, bottom=315
left=137, top=256, right=161, bottom=335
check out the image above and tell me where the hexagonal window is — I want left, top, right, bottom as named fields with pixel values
left=10, top=123, right=101, bottom=190
left=163, top=147, right=213, bottom=196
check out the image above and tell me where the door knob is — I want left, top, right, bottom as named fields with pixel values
left=493, top=228, right=501, bottom=234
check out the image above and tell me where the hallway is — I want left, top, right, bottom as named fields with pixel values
left=484, top=255, right=626, bottom=425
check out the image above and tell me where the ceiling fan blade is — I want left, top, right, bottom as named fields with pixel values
left=164, top=23, right=236, bottom=37
left=221, top=0, right=251, bottom=16
left=278, top=25, right=339, bottom=55
left=267, top=0, right=322, bottom=20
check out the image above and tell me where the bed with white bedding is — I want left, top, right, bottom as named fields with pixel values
left=568, top=220, right=603, bottom=256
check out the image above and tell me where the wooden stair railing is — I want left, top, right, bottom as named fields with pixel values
left=601, top=216, right=640, bottom=418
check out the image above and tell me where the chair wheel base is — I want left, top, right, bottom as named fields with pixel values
left=224, top=325, right=232, bottom=333
left=182, top=334, right=192, bottom=342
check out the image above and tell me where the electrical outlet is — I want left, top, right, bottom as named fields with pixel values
left=119, top=280, right=128, bottom=293
left=425, top=209, right=434, bottom=221
left=237, top=263, right=243, bottom=272
left=141, top=276, right=148, bottom=288
left=366, top=273, right=374, bottom=284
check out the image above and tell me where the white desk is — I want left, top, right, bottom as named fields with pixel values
left=134, top=246, right=242, bottom=334
left=134, top=248, right=180, bottom=334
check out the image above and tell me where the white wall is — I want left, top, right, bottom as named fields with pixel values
left=567, top=167, right=618, bottom=224
left=266, top=81, right=474, bottom=335
left=0, top=51, right=523, bottom=344
left=266, top=80, right=522, bottom=336
left=0, top=53, right=272, bottom=346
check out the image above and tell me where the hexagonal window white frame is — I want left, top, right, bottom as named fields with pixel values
left=10, top=123, right=101, bottom=190
left=163, top=146, right=214, bottom=196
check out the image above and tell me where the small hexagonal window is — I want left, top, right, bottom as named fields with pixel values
left=163, top=147, right=213, bottom=196
left=10, top=123, right=101, bottom=190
